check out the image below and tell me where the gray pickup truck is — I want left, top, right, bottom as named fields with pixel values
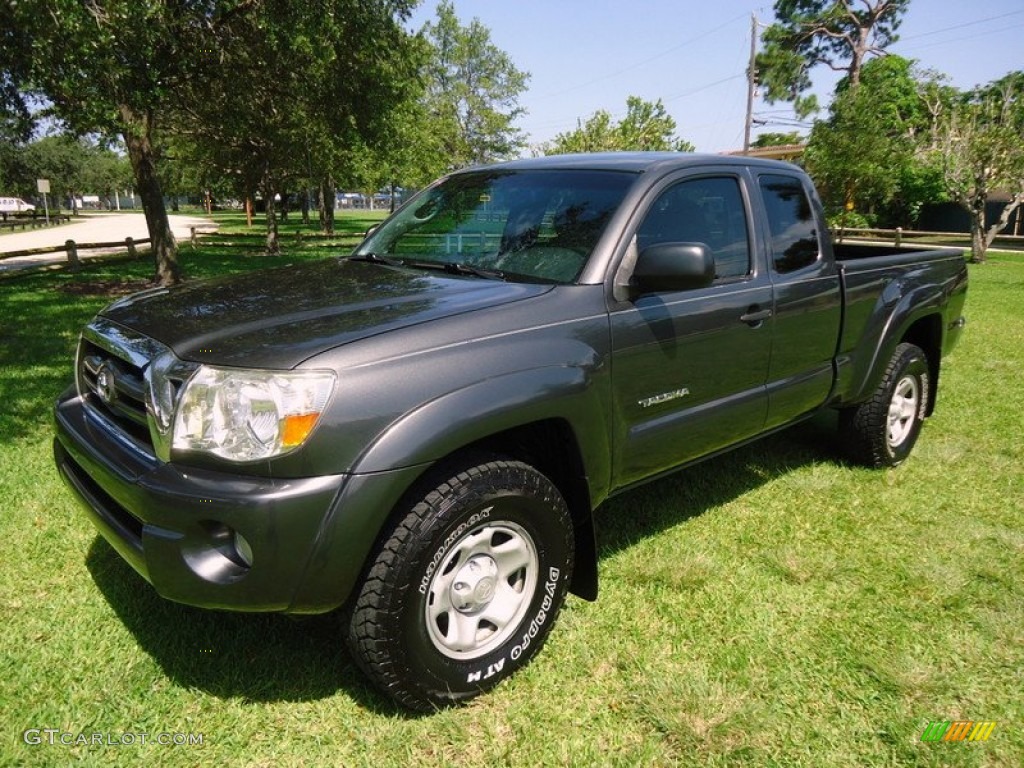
left=55, top=153, right=967, bottom=710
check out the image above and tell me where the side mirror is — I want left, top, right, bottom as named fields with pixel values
left=630, top=242, right=715, bottom=296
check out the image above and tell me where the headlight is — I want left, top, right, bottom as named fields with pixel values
left=171, top=366, right=335, bottom=462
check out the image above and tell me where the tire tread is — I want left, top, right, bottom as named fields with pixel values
left=346, top=458, right=573, bottom=711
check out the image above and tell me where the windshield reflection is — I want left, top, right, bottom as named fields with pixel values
left=357, top=169, right=635, bottom=284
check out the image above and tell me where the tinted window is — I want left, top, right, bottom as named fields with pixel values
left=758, top=174, right=819, bottom=273
left=637, top=177, right=751, bottom=280
left=357, top=170, right=634, bottom=284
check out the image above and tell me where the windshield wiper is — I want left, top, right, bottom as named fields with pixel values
left=350, top=254, right=505, bottom=281
left=402, top=260, right=505, bottom=281
left=347, top=253, right=404, bottom=267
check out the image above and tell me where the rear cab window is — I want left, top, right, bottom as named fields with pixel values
left=758, top=174, right=820, bottom=273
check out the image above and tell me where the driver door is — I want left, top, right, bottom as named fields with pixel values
left=609, top=172, right=773, bottom=486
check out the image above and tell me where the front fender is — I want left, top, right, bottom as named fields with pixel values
left=289, top=361, right=614, bottom=611
left=353, top=364, right=612, bottom=501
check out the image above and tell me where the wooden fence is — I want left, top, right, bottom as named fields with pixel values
left=835, top=226, right=1024, bottom=249
left=0, top=237, right=150, bottom=271
left=0, top=214, right=73, bottom=232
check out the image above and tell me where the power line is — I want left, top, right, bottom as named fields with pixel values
left=525, top=71, right=747, bottom=136
left=897, top=22, right=1024, bottom=56
left=525, top=12, right=748, bottom=103
left=897, top=8, right=1024, bottom=42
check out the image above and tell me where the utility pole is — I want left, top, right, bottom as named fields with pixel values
left=743, top=13, right=758, bottom=155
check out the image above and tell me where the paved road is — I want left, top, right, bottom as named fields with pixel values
left=0, top=212, right=215, bottom=271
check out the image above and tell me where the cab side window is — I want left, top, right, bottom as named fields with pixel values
left=758, top=174, right=820, bottom=273
left=637, top=177, right=751, bottom=280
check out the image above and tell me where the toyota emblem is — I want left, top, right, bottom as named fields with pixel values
left=95, top=363, right=118, bottom=405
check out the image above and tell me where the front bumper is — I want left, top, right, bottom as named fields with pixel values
left=54, top=387, right=424, bottom=613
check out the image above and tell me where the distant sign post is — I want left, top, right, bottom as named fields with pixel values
left=37, top=179, right=50, bottom=225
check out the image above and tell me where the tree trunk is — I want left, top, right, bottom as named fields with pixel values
left=985, top=192, right=1024, bottom=255
left=319, top=177, right=335, bottom=235
left=263, top=180, right=281, bottom=256
left=968, top=195, right=987, bottom=264
left=121, top=106, right=181, bottom=286
left=279, top=187, right=289, bottom=222
left=245, top=194, right=253, bottom=228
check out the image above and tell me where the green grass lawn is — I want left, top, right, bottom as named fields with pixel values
left=1, top=244, right=1020, bottom=766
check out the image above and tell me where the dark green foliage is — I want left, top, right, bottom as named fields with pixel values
left=756, top=0, right=909, bottom=118
left=804, top=56, right=947, bottom=227
left=751, top=131, right=803, bottom=148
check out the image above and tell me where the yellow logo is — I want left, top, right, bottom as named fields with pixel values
left=921, top=721, right=996, bottom=742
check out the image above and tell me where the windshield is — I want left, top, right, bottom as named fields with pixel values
left=355, top=169, right=635, bottom=284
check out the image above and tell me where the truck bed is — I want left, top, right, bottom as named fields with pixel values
left=833, top=242, right=963, bottom=265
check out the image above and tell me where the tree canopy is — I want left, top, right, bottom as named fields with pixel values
left=2, top=0, right=421, bottom=283
left=544, top=97, right=695, bottom=155
left=422, top=1, right=530, bottom=171
left=933, top=72, right=1024, bottom=262
left=756, top=0, right=909, bottom=118
left=751, top=131, right=804, bottom=148
left=804, top=55, right=945, bottom=226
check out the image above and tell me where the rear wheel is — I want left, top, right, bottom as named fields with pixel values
left=346, top=458, right=574, bottom=711
left=839, top=343, right=930, bottom=468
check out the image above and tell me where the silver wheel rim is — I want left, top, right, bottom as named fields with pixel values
left=425, top=520, right=538, bottom=660
left=887, top=374, right=920, bottom=448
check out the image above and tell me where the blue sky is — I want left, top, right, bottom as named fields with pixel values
left=408, top=0, right=1024, bottom=154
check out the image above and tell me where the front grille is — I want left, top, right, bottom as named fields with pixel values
left=76, top=319, right=193, bottom=461
left=78, top=337, right=153, bottom=446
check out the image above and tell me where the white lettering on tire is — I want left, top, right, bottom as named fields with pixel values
left=509, top=567, right=560, bottom=661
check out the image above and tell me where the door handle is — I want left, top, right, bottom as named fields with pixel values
left=740, top=307, right=772, bottom=327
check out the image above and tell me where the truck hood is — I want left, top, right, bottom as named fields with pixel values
left=99, top=259, right=552, bottom=368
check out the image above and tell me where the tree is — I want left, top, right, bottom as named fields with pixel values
left=0, top=1, right=33, bottom=145
left=804, top=55, right=942, bottom=226
left=3, top=1, right=253, bottom=284
left=756, top=0, right=909, bottom=118
left=423, top=1, right=530, bottom=171
left=172, top=0, right=421, bottom=247
left=935, top=72, right=1024, bottom=263
left=5, top=1, right=420, bottom=281
left=752, top=131, right=804, bottom=147
left=545, top=96, right=695, bottom=154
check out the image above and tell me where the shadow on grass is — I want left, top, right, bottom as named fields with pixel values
left=82, top=410, right=845, bottom=716
left=84, top=537, right=420, bottom=717
left=593, top=410, right=844, bottom=558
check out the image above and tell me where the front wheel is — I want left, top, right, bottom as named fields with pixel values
left=346, top=458, right=574, bottom=711
left=839, top=342, right=931, bottom=468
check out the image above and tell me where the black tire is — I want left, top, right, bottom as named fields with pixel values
left=839, top=342, right=931, bottom=468
left=346, top=458, right=574, bottom=711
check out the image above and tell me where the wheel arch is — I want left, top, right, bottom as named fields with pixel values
left=842, top=281, right=945, bottom=411
left=349, top=365, right=610, bottom=603
left=900, top=314, right=942, bottom=416
left=359, top=419, right=600, bottom=604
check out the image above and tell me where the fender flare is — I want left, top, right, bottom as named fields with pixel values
left=351, top=364, right=611, bottom=601
left=843, top=280, right=945, bottom=406
left=353, top=364, right=611, bottom=483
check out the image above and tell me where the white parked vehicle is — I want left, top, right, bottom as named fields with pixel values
left=0, top=197, right=35, bottom=213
